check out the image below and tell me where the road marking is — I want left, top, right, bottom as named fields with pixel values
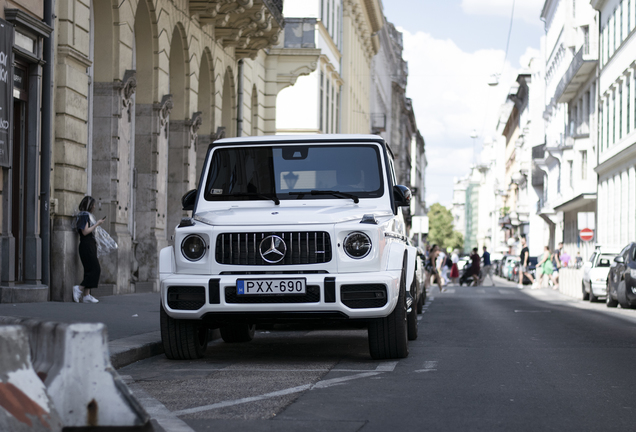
left=476, top=289, right=486, bottom=294
left=375, top=361, right=398, bottom=372
left=414, top=361, right=438, bottom=373
left=514, top=310, right=552, bottom=313
left=127, top=382, right=196, bottom=432
left=171, top=371, right=381, bottom=416
left=498, top=290, right=515, bottom=295
left=441, top=288, right=455, bottom=294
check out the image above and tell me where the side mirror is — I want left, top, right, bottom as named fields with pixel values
left=393, top=185, right=412, bottom=207
left=614, top=256, right=625, bottom=264
left=182, top=189, right=197, bottom=211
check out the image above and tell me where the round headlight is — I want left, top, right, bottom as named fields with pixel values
left=343, top=232, right=372, bottom=259
left=181, top=235, right=206, bottom=261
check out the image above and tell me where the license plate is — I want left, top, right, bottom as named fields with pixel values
left=237, top=278, right=306, bottom=295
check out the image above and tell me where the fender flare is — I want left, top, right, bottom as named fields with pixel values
left=386, top=243, right=418, bottom=289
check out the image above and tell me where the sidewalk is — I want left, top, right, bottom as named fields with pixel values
left=0, top=292, right=163, bottom=368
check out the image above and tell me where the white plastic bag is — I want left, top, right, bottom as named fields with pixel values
left=89, top=214, right=118, bottom=257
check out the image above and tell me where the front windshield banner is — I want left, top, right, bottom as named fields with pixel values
left=203, top=144, right=384, bottom=202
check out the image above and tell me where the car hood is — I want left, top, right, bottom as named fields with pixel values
left=193, top=204, right=394, bottom=226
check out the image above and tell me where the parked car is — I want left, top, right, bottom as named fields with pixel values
left=504, top=256, right=520, bottom=281
left=496, top=254, right=513, bottom=276
left=606, top=242, right=636, bottom=308
left=582, top=246, right=620, bottom=302
left=159, top=134, right=419, bottom=360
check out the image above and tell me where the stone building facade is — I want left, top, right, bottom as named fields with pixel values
left=1, top=0, right=320, bottom=302
left=0, top=0, right=53, bottom=302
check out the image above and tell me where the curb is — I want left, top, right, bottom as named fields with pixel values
left=109, top=332, right=164, bottom=370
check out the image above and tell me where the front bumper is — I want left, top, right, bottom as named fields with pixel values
left=590, top=282, right=607, bottom=296
left=161, top=271, right=401, bottom=320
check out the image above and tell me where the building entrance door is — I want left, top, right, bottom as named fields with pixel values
left=12, top=64, right=28, bottom=282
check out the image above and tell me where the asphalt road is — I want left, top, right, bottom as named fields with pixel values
left=120, top=277, right=636, bottom=432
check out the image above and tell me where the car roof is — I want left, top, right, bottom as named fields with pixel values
left=209, top=134, right=393, bottom=159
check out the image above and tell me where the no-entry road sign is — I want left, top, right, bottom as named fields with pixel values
left=579, top=228, right=594, bottom=242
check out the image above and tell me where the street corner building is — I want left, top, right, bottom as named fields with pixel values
left=0, top=0, right=322, bottom=302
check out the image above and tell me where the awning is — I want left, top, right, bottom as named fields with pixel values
left=553, top=193, right=597, bottom=213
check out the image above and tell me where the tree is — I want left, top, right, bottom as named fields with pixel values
left=427, top=203, right=464, bottom=253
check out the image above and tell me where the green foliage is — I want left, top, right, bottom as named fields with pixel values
left=427, top=203, right=464, bottom=253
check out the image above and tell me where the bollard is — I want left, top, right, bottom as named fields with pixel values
left=0, top=325, right=63, bottom=432
left=44, top=322, right=149, bottom=428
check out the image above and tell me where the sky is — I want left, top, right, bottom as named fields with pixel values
left=382, top=0, right=545, bottom=208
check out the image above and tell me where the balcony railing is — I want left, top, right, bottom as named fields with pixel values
left=554, top=45, right=598, bottom=104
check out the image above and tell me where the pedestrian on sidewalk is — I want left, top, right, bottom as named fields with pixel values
left=560, top=249, right=571, bottom=268
left=73, top=196, right=105, bottom=304
left=518, top=235, right=535, bottom=289
left=537, top=245, right=558, bottom=289
left=481, top=246, right=495, bottom=286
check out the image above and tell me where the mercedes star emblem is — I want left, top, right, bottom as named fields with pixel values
left=259, top=235, right=287, bottom=263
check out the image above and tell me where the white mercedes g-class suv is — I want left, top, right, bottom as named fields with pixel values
left=159, top=134, right=421, bottom=360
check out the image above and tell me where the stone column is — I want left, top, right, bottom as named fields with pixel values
left=91, top=70, right=137, bottom=296
left=167, top=112, right=201, bottom=237
left=133, top=95, right=172, bottom=292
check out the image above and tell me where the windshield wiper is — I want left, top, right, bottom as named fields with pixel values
left=225, top=192, right=280, bottom=205
left=289, top=190, right=359, bottom=203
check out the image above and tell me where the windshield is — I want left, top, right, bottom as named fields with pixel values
left=203, top=144, right=384, bottom=202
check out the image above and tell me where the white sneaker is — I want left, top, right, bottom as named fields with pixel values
left=516, top=283, right=524, bottom=289
left=73, top=285, right=82, bottom=303
left=82, top=294, right=99, bottom=303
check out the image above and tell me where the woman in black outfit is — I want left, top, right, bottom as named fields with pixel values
left=73, top=196, right=105, bottom=303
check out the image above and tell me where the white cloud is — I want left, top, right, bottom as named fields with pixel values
left=400, top=28, right=539, bottom=208
left=461, top=0, right=544, bottom=25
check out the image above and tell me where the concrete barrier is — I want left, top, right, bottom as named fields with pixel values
left=0, top=325, right=62, bottom=432
left=45, top=322, right=149, bottom=428
left=0, top=319, right=150, bottom=429
left=558, top=268, right=584, bottom=299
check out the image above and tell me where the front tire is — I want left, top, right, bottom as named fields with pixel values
left=582, top=282, right=589, bottom=301
left=220, top=323, right=256, bottom=343
left=368, top=265, right=409, bottom=360
left=617, top=280, right=632, bottom=309
left=160, top=304, right=209, bottom=360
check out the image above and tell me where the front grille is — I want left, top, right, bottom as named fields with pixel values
left=225, top=285, right=320, bottom=303
left=216, top=232, right=332, bottom=265
left=168, top=286, right=206, bottom=310
left=341, top=284, right=387, bottom=309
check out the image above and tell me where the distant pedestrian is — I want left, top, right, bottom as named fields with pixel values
left=538, top=245, right=557, bottom=289
left=450, top=249, right=460, bottom=284
left=518, top=235, right=534, bottom=289
left=552, top=242, right=563, bottom=286
left=73, top=196, right=105, bottom=304
left=560, top=249, right=571, bottom=268
left=426, top=244, right=445, bottom=293
left=575, top=251, right=583, bottom=268
left=481, top=246, right=494, bottom=286
left=460, top=247, right=480, bottom=286
left=439, top=250, right=450, bottom=285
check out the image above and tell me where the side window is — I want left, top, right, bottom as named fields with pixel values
left=632, top=245, right=636, bottom=262
left=589, top=252, right=596, bottom=263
